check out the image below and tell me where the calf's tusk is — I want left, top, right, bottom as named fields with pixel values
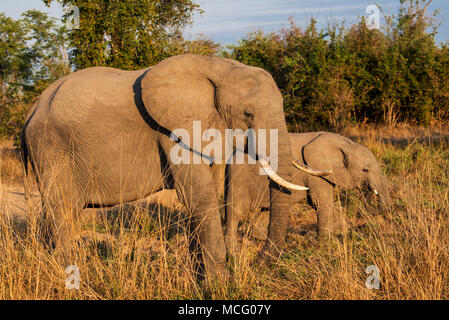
left=292, top=159, right=333, bottom=176
left=259, top=157, right=308, bottom=191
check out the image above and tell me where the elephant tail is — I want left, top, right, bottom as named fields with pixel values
left=20, top=128, right=31, bottom=201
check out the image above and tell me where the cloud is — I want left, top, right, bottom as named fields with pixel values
left=188, top=0, right=401, bottom=43
left=197, top=3, right=383, bottom=21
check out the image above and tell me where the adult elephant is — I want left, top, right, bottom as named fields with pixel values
left=21, top=54, right=314, bottom=277
left=225, top=132, right=391, bottom=252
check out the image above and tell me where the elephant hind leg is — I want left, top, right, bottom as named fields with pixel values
left=307, top=178, right=347, bottom=239
left=38, top=165, right=85, bottom=265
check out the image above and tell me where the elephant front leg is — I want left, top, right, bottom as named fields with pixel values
left=224, top=163, right=255, bottom=257
left=171, top=163, right=227, bottom=281
left=224, top=201, right=242, bottom=258
left=308, top=178, right=347, bottom=239
left=224, top=171, right=243, bottom=257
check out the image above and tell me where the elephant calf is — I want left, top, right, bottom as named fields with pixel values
left=224, top=132, right=391, bottom=252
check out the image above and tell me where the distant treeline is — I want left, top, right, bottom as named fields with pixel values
left=225, top=1, right=449, bottom=130
left=1, top=0, right=448, bottom=143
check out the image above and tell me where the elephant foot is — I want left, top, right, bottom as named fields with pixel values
left=199, top=269, right=230, bottom=291
left=317, top=215, right=348, bottom=239
left=202, top=259, right=229, bottom=287
left=251, top=210, right=270, bottom=241
left=224, top=234, right=242, bottom=257
left=333, top=214, right=349, bottom=235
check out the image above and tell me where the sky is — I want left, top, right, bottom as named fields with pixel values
left=1, top=0, right=449, bottom=45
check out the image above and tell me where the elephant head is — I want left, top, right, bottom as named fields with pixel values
left=295, top=133, right=391, bottom=214
left=139, top=54, right=310, bottom=262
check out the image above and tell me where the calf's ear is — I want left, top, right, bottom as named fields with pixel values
left=302, top=135, right=355, bottom=189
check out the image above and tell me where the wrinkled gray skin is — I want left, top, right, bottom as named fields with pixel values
left=21, top=54, right=297, bottom=277
left=224, top=132, right=391, bottom=253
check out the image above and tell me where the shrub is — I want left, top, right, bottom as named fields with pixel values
left=225, top=0, right=449, bottom=129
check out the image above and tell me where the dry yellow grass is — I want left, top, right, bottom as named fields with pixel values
left=0, top=125, right=448, bottom=300
left=0, top=143, right=22, bottom=185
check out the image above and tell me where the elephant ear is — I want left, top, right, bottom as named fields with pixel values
left=302, top=133, right=356, bottom=189
left=139, top=55, right=224, bottom=143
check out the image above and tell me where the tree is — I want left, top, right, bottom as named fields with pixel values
left=43, top=0, right=202, bottom=70
left=226, top=0, right=449, bottom=128
left=0, top=10, right=70, bottom=141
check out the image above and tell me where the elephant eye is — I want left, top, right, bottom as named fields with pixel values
left=244, top=110, right=255, bottom=120
left=362, top=168, right=369, bottom=172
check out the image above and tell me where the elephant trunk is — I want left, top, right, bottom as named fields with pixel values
left=261, top=115, right=292, bottom=264
left=369, top=176, right=391, bottom=214
left=377, top=178, right=391, bottom=214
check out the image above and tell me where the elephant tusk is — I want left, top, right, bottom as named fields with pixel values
left=259, top=157, right=308, bottom=191
left=292, top=160, right=333, bottom=177
left=373, top=189, right=378, bottom=195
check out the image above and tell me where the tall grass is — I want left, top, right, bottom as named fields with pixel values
left=0, top=127, right=448, bottom=299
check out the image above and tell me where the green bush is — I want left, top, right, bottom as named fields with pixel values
left=225, top=0, right=449, bottom=130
